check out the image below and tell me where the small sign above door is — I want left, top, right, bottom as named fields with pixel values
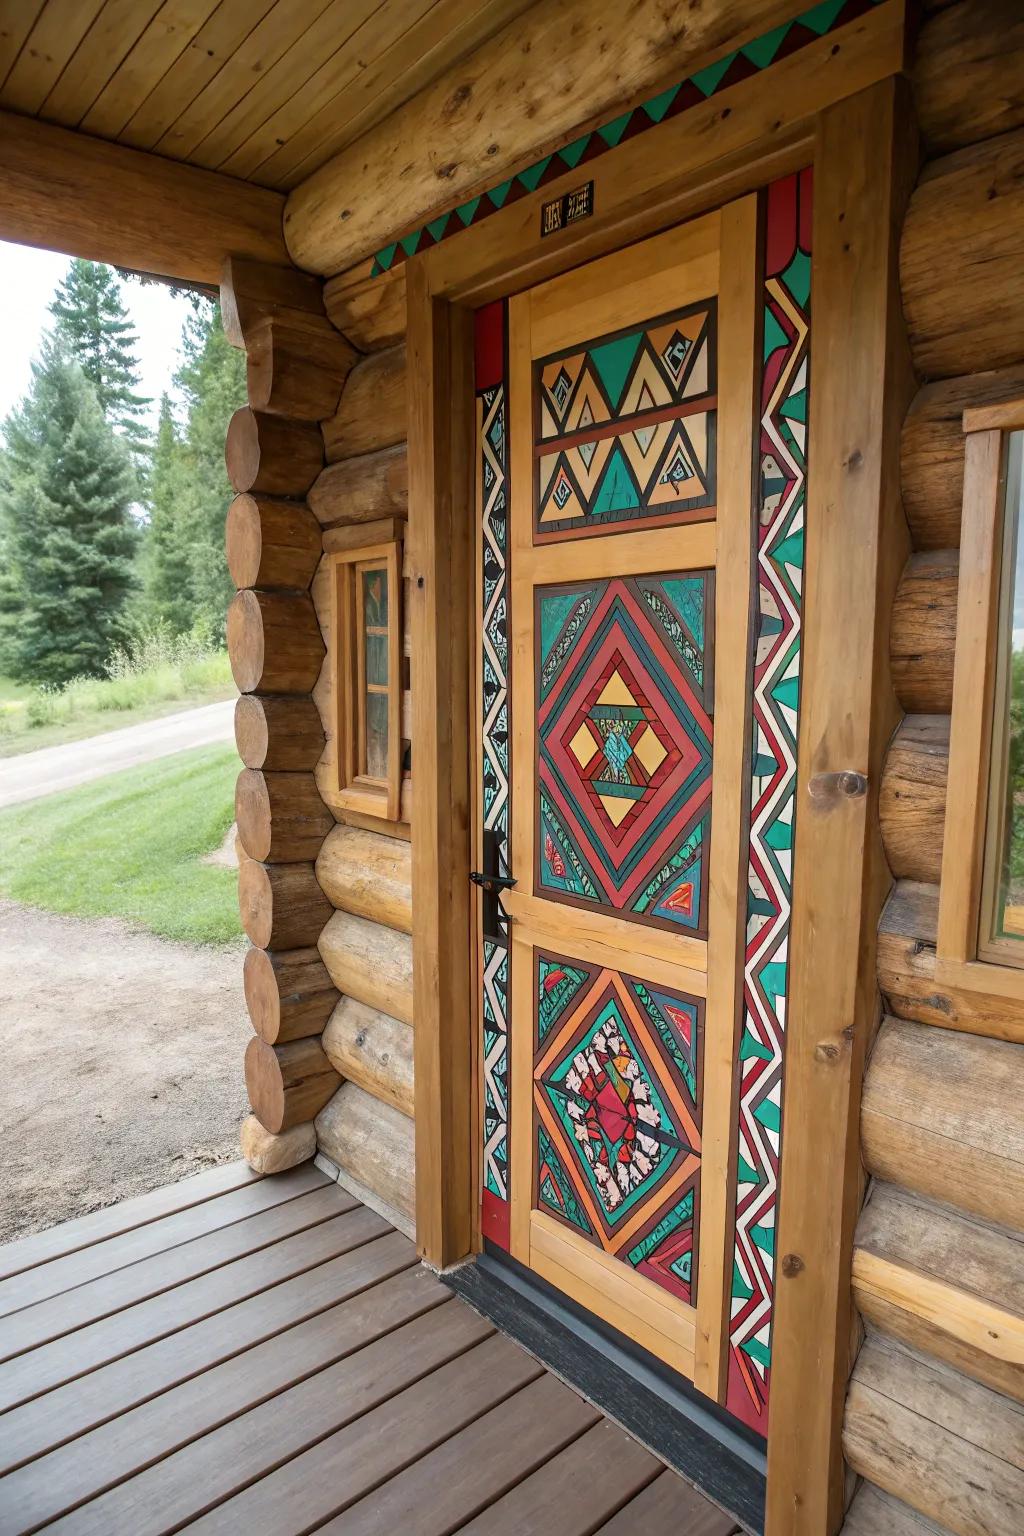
left=541, top=181, right=595, bottom=238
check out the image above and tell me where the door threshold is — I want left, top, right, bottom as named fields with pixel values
left=444, top=1246, right=766, bottom=1535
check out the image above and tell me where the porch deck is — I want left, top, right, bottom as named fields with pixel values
left=0, top=1161, right=741, bottom=1535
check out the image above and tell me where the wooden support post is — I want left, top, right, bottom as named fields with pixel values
left=764, top=77, right=917, bottom=1536
left=407, top=261, right=475, bottom=1266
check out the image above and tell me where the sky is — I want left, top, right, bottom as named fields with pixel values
left=0, top=239, right=197, bottom=429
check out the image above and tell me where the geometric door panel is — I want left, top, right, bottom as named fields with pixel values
left=536, top=302, right=718, bottom=542
left=537, top=573, right=714, bottom=935
left=534, top=950, right=703, bottom=1307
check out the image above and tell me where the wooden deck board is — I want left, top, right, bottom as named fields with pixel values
left=0, top=1165, right=744, bottom=1536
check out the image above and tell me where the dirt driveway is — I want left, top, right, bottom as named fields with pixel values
left=0, top=899, right=250, bottom=1244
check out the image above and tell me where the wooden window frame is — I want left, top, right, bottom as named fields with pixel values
left=404, top=9, right=910, bottom=1532
left=937, top=399, right=1024, bottom=1000
left=330, top=538, right=403, bottom=822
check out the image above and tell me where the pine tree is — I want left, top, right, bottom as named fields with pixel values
left=0, top=339, right=138, bottom=685
left=143, top=395, right=195, bottom=634
left=50, top=259, right=150, bottom=466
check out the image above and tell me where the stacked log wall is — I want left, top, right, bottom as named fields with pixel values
left=307, top=271, right=416, bottom=1228
left=842, top=4, right=1024, bottom=1531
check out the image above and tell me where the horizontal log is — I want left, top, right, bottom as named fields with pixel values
left=890, top=551, right=958, bottom=714
left=239, top=1114, right=317, bottom=1174
left=234, top=694, right=325, bottom=772
left=901, top=366, right=1024, bottom=549
left=225, top=407, right=323, bottom=497
left=246, top=312, right=358, bottom=421
left=238, top=860, right=333, bottom=951
left=245, top=1035, right=340, bottom=1135
left=842, top=1485, right=958, bottom=1536
left=843, top=1336, right=1024, bottom=1536
left=221, top=256, right=324, bottom=351
left=880, top=716, right=949, bottom=885
left=913, top=0, right=1024, bottom=154
left=322, top=996, right=415, bottom=1118
left=878, top=881, right=1024, bottom=1042
left=901, top=129, right=1024, bottom=379
left=323, top=264, right=407, bottom=352
left=307, top=444, right=408, bottom=530
left=0, top=109, right=287, bottom=285
left=855, top=1182, right=1024, bottom=1403
left=318, top=910, right=413, bottom=1025
left=227, top=589, right=324, bottom=695
left=315, top=824, right=412, bottom=933
left=225, top=494, right=321, bottom=592
left=243, top=944, right=339, bottom=1045
left=321, top=346, right=406, bottom=463
left=235, top=769, right=333, bottom=863
left=282, top=0, right=815, bottom=274
left=862, top=1016, right=1024, bottom=1229
left=315, top=1081, right=415, bottom=1222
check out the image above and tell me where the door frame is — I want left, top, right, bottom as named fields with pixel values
left=407, top=27, right=914, bottom=1534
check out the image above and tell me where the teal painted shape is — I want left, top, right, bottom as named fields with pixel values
left=598, top=112, right=631, bottom=147
left=375, top=242, right=398, bottom=272
left=426, top=214, right=449, bottom=243
left=642, top=85, right=679, bottom=123
left=764, top=816, right=792, bottom=852
left=740, top=1029, right=774, bottom=1062
left=780, top=386, right=808, bottom=427
left=559, top=135, right=590, bottom=168
left=732, top=1260, right=754, bottom=1300
left=738, top=1156, right=761, bottom=1185
left=754, top=1096, right=781, bottom=1134
left=771, top=528, right=805, bottom=572
left=662, top=576, right=706, bottom=651
left=784, top=246, right=812, bottom=308
left=539, top=589, right=589, bottom=668
left=800, top=0, right=850, bottom=36
left=455, top=196, right=481, bottom=226
left=690, top=51, right=737, bottom=98
left=741, top=21, right=790, bottom=68
left=400, top=230, right=422, bottom=257
left=741, top=1334, right=772, bottom=1367
left=592, top=441, right=640, bottom=515
left=488, top=179, right=514, bottom=209
left=759, top=961, right=788, bottom=1008
left=588, top=331, right=643, bottom=411
left=772, top=675, right=800, bottom=712
left=763, top=305, right=789, bottom=363
left=751, top=1223, right=775, bottom=1256
left=518, top=156, right=552, bottom=191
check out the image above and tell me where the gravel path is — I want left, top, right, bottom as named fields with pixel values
left=0, top=900, right=250, bottom=1244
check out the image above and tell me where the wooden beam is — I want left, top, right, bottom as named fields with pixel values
left=282, top=0, right=818, bottom=275
left=0, top=110, right=287, bottom=284
left=764, top=77, right=917, bottom=1536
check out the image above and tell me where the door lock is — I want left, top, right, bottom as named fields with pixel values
left=470, top=829, right=517, bottom=941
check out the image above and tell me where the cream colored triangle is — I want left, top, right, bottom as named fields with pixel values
left=599, top=794, right=633, bottom=827
left=597, top=669, right=636, bottom=707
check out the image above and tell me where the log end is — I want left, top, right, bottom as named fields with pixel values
left=225, top=406, right=260, bottom=493
left=225, top=493, right=262, bottom=590
left=235, top=768, right=273, bottom=863
left=234, top=694, right=270, bottom=769
left=239, top=1113, right=316, bottom=1173
left=226, top=588, right=264, bottom=694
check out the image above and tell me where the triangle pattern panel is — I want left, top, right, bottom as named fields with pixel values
left=533, top=954, right=704, bottom=1307
left=534, top=302, right=718, bottom=542
left=537, top=573, right=714, bottom=935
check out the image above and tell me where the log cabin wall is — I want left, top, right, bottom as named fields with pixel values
left=841, top=3, right=1024, bottom=1533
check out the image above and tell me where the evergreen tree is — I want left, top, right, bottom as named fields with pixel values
left=50, top=259, right=150, bottom=466
left=0, top=339, right=138, bottom=685
left=142, top=301, right=246, bottom=638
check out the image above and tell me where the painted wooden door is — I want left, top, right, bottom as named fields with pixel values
left=474, top=182, right=812, bottom=1424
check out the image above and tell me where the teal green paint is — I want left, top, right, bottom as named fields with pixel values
left=740, top=1029, right=774, bottom=1062
left=598, top=112, right=630, bottom=147
left=589, top=332, right=642, bottom=409
left=741, top=21, right=790, bottom=69
left=592, top=442, right=640, bottom=515
left=455, top=196, right=481, bottom=226
left=488, top=179, right=514, bottom=209
left=754, top=1097, right=781, bottom=1134
left=539, top=590, right=588, bottom=667
left=742, top=1335, right=772, bottom=1367
left=643, top=85, right=679, bottom=123
left=802, top=0, right=849, bottom=35
left=763, top=306, right=789, bottom=363
left=518, top=156, right=552, bottom=191
left=690, top=52, right=736, bottom=98
left=559, top=135, right=590, bottom=168
left=426, top=215, right=449, bottom=243
left=784, top=247, right=812, bottom=307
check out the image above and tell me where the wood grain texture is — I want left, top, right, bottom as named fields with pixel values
left=901, top=128, right=1024, bottom=380
left=239, top=1115, right=317, bottom=1174
left=318, top=909, right=413, bottom=1024
left=913, top=0, right=1024, bottom=154
left=235, top=768, right=333, bottom=863
left=234, top=693, right=325, bottom=771
left=880, top=716, right=949, bottom=885
left=315, top=823, right=412, bottom=932
left=765, top=78, right=917, bottom=1536
left=0, top=109, right=287, bottom=283
left=854, top=1182, right=1024, bottom=1401
left=283, top=0, right=821, bottom=273
left=308, top=444, right=409, bottom=530
left=843, top=1336, right=1024, bottom=1536
left=245, top=1035, right=341, bottom=1133
left=862, top=1016, right=1024, bottom=1229
left=220, top=253, right=325, bottom=350
left=322, top=996, right=415, bottom=1117
left=900, top=366, right=1024, bottom=549
left=890, top=551, right=958, bottom=713
left=316, top=1081, right=416, bottom=1221
left=225, top=407, right=323, bottom=496
left=238, top=859, right=333, bottom=950
left=244, top=944, right=339, bottom=1044
left=246, top=311, right=357, bottom=420
left=842, top=1483, right=958, bottom=1536
left=227, top=589, right=325, bottom=694
left=322, top=345, right=407, bottom=463
left=324, top=264, right=407, bottom=351
left=226, top=494, right=321, bottom=592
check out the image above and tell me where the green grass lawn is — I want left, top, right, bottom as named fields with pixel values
left=0, top=744, right=241, bottom=945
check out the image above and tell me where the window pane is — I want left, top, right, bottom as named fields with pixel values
left=365, top=689, right=389, bottom=780
left=985, top=430, right=1024, bottom=949
left=365, top=632, right=388, bottom=687
left=363, top=567, right=388, bottom=628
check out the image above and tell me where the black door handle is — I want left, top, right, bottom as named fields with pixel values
left=470, top=829, right=516, bottom=942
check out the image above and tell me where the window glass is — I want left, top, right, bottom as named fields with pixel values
left=982, top=430, right=1024, bottom=958
left=362, top=566, right=389, bottom=780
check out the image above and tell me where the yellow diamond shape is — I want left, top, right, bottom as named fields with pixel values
left=633, top=725, right=667, bottom=776
left=599, top=793, right=633, bottom=828
left=569, top=722, right=598, bottom=768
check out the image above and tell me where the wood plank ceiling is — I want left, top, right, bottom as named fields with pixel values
left=0, top=0, right=535, bottom=191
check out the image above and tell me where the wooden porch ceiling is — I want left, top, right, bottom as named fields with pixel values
left=0, top=0, right=535, bottom=192
left=0, top=1161, right=743, bottom=1534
